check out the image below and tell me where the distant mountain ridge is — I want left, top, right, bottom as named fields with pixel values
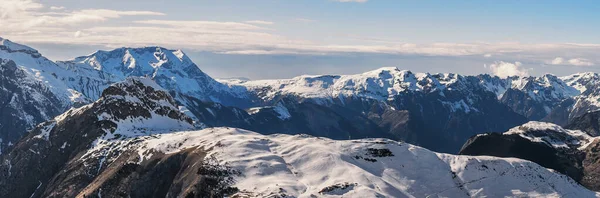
left=227, top=68, right=589, bottom=121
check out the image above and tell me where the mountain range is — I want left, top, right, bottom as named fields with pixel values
left=0, top=77, right=596, bottom=197
left=3, top=36, right=600, bottom=197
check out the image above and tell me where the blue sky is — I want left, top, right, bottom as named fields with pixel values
left=2, top=0, right=600, bottom=79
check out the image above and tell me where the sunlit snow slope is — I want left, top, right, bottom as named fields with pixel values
left=85, top=127, right=598, bottom=197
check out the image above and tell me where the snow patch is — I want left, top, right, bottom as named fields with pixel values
left=506, top=121, right=592, bottom=149
left=33, top=122, right=57, bottom=141
left=273, top=103, right=291, bottom=120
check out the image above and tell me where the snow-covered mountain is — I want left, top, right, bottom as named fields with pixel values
left=478, top=74, right=580, bottom=121
left=225, top=68, right=582, bottom=118
left=477, top=72, right=600, bottom=124
left=224, top=67, right=531, bottom=152
left=0, top=79, right=596, bottom=197
left=0, top=37, right=88, bottom=153
left=58, top=47, right=251, bottom=106
left=0, top=58, right=65, bottom=155
left=80, top=128, right=597, bottom=197
left=225, top=68, right=575, bottom=108
left=561, top=73, right=600, bottom=121
left=503, top=121, right=594, bottom=149
left=227, top=67, right=600, bottom=126
left=460, top=121, right=600, bottom=191
left=0, top=77, right=197, bottom=197
left=0, top=38, right=255, bottom=153
left=562, top=72, right=600, bottom=93
left=0, top=36, right=256, bottom=110
left=226, top=67, right=474, bottom=105
left=0, top=37, right=89, bottom=106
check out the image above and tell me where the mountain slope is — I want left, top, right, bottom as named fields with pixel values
left=0, top=38, right=97, bottom=153
left=0, top=78, right=594, bottom=196
left=78, top=127, right=598, bottom=197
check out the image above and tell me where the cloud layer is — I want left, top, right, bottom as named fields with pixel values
left=549, top=57, right=594, bottom=66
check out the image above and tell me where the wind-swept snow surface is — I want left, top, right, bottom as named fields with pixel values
left=85, top=127, right=598, bottom=197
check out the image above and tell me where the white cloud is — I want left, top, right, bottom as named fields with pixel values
left=74, top=30, right=82, bottom=38
left=568, top=58, right=594, bottom=66
left=0, top=0, right=165, bottom=33
left=219, top=50, right=302, bottom=55
left=73, top=9, right=165, bottom=18
left=548, top=57, right=594, bottom=66
left=49, top=6, right=65, bottom=10
left=134, top=20, right=262, bottom=30
left=0, top=0, right=42, bottom=19
left=484, top=53, right=492, bottom=58
left=245, top=20, right=274, bottom=25
left=487, top=61, right=529, bottom=77
left=551, top=57, right=564, bottom=65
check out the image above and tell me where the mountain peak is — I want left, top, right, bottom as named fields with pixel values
left=73, top=46, right=193, bottom=70
left=373, top=66, right=401, bottom=71
left=101, top=77, right=166, bottom=98
left=95, top=77, right=195, bottom=137
left=363, top=67, right=404, bottom=75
